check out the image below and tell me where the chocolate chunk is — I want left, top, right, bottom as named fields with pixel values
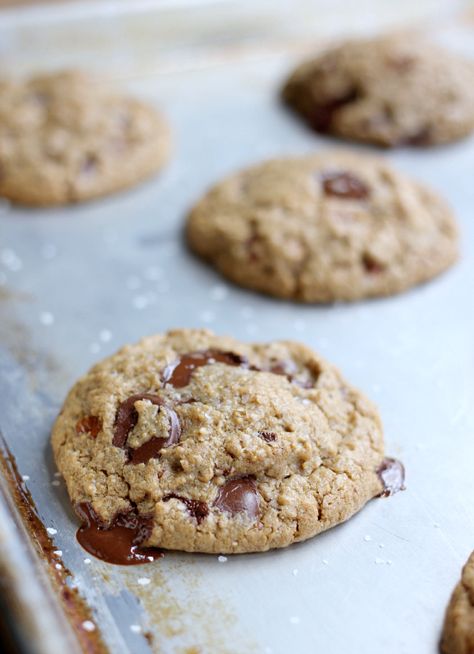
left=385, top=54, right=416, bottom=73
left=113, top=393, right=181, bottom=464
left=214, top=477, right=259, bottom=519
left=162, top=349, right=247, bottom=388
left=322, top=171, right=370, bottom=200
left=310, top=88, right=360, bottom=133
left=258, top=431, right=277, bottom=442
left=163, top=494, right=209, bottom=524
left=403, top=127, right=432, bottom=147
left=75, top=502, right=162, bottom=565
left=362, top=253, right=384, bottom=274
left=75, top=416, right=102, bottom=438
left=377, top=458, right=405, bottom=497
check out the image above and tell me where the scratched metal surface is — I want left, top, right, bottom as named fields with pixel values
left=0, top=1, right=474, bottom=653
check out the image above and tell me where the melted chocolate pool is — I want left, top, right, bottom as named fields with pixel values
left=76, top=503, right=163, bottom=565
left=162, top=349, right=246, bottom=388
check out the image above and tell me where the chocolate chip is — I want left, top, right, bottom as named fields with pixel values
left=163, top=494, right=209, bottom=524
left=322, top=171, right=370, bottom=200
left=403, top=127, right=432, bottom=146
left=385, top=54, right=416, bottom=73
left=162, top=350, right=248, bottom=388
left=377, top=458, right=405, bottom=497
left=75, top=502, right=162, bottom=565
left=258, top=431, right=277, bottom=442
left=310, top=88, right=360, bottom=133
left=214, top=477, right=259, bottom=519
left=362, top=253, right=384, bottom=274
left=76, top=416, right=102, bottom=438
left=113, top=394, right=181, bottom=464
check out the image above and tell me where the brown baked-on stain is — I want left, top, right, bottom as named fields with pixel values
left=0, top=437, right=107, bottom=654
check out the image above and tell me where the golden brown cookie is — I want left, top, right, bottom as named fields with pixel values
left=186, top=151, right=458, bottom=302
left=282, top=34, right=474, bottom=147
left=51, top=329, right=404, bottom=557
left=441, top=552, right=474, bottom=654
left=0, top=70, right=170, bottom=206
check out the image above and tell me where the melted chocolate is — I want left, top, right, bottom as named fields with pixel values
left=259, top=431, right=277, bottom=442
left=362, top=253, right=384, bottom=274
left=322, top=171, right=370, bottom=200
left=113, top=393, right=181, bottom=464
left=162, top=350, right=247, bottom=388
left=377, top=458, right=405, bottom=497
left=403, top=127, right=432, bottom=147
left=310, top=88, right=360, bottom=133
left=163, top=494, right=209, bottom=524
left=76, top=415, right=102, bottom=438
left=76, top=502, right=162, bottom=565
left=214, top=477, right=259, bottom=519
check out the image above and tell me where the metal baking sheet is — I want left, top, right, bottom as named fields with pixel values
left=0, top=1, right=473, bottom=652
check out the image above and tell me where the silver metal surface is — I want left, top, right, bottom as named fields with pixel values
left=0, top=1, right=473, bottom=652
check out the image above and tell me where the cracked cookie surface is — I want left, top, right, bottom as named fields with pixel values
left=52, top=329, right=386, bottom=554
left=0, top=70, right=170, bottom=206
left=186, top=151, right=458, bottom=302
left=441, top=551, right=474, bottom=654
left=282, top=35, right=474, bottom=147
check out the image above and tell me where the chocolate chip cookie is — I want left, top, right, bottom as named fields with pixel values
left=186, top=151, right=458, bottom=302
left=441, top=552, right=474, bottom=654
left=0, top=70, right=170, bottom=206
left=282, top=34, right=474, bottom=147
left=51, top=329, right=403, bottom=557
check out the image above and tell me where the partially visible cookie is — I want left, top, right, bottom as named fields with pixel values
left=0, top=70, right=170, bottom=206
left=186, top=151, right=458, bottom=302
left=51, top=329, right=401, bottom=556
left=282, top=34, right=474, bottom=147
left=441, top=552, right=474, bottom=654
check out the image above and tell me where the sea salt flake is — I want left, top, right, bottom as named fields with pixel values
left=40, top=311, right=54, bottom=326
left=22, top=475, right=30, bottom=481
left=99, top=329, right=112, bottom=342
left=210, top=285, right=228, bottom=301
left=84, top=558, right=91, bottom=564
left=364, top=535, right=372, bottom=542
left=130, top=624, right=142, bottom=634
left=137, top=577, right=151, bottom=586
left=82, top=621, right=95, bottom=632
left=55, top=563, right=62, bottom=570
left=218, top=555, right=227, bottom=563
left=54, top=550, right=62, bottom=556
left=47, top=527, right=57, bottom=535
left=322, top=559, right=329, bottom=565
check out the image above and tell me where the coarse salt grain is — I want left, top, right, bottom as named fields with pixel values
left=130, top=625, right=142, bottom=634
left=82, top=621, right=95, bottom=632
left=84, top=558, right=91, bottom=564
left=217, top=555, right=227, bottom=563
left=47, top=527, right=57, bottom=535
left=40, top=312, right=54, bottom=326
left=137, top=577, right=151, bottom=586
left=54, top=550, right=62, bottom=556
left=22, top=475, right=30, bottom=481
